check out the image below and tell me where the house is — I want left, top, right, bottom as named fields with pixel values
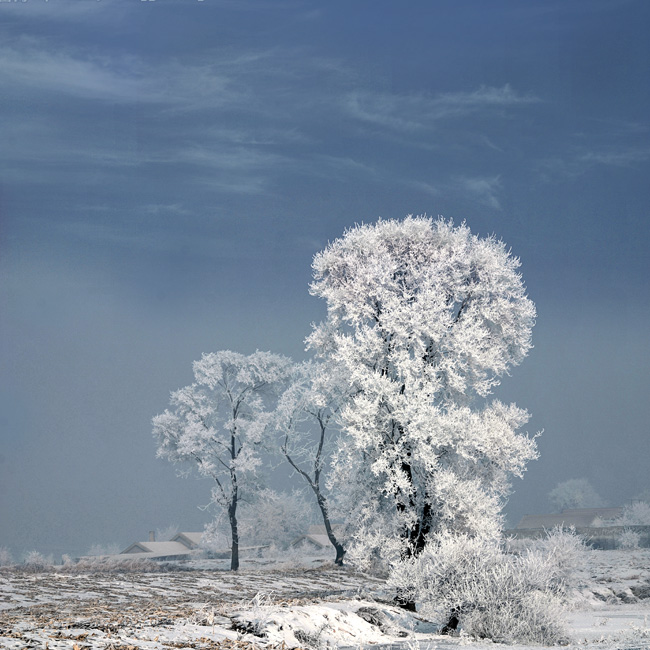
left=119, top=531, right=203, bottom=561
left=515, top=507, right=624, bottom=530
left=508, top=507, right=650, bottom=549
left=169, top=532, right=202, bottom=549
left=289, top=524, right=342, bottom=552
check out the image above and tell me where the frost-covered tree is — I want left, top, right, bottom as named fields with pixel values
left=274, top=361, right=349, bottom=564
left=548, top=478, right=605, bottom=512
left=202, top=489, right=313, bottom=553
left=152, top=350, right=292, bottom=570
left=241, top=488, right=313, bottom=549
left=308, top=217, right=538, bottom=602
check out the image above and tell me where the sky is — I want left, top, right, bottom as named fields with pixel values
left=1, top=0, right=649, bottom=559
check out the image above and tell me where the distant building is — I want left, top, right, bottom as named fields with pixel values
left=509, top=507, right=650, bottom=549
left=516, top=507, right=624, bottom=530
left=289, top=524, right=341, bottom=552
left=119, top=530, right=202, bottom=561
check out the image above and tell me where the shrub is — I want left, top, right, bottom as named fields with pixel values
left=0, top=547, right=13, bottom=567
left=59, top=556, right=168, bottom=573
left=534, top=526, right=587, bottom=595
left=618, top=528, right=641, bottom=550
left=389, top=532, right=570, bottom=645
left=617, top=501, right=650, bottom=526
left=22, top=550, right=54, bottom=572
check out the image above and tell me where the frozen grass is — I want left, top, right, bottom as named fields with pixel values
left=0, top=550, right=648, bottom=649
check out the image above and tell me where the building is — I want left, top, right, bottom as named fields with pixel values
left=119, top=530, right=202, bottom=561
left=289, top=524, right=341, bottom=552
left=515, top=507, right=623, bottom=530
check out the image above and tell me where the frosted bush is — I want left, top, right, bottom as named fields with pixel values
left=0, top=547, right=13, bottom=567
left=22, top=550, right=54, bottom=571
left=618, top=528, right=641, bottom=550
left=390, top=532, right=569, bottom=645
left=60, top=556, right=167, bottom=573
left=534, top=526, right=587, bottom=595
left=617, top=501, right=650, bottom=526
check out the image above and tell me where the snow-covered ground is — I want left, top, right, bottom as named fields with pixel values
left=0, top=550, right=648, bottom=649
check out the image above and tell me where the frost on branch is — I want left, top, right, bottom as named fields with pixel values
left=309, top=217, right=538, bottom=573
left=152, top=350, right=292, bottom=570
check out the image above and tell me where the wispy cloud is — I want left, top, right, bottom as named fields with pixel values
left=407, top=180, right=441, bottom=197
left=538, top=145, right=650, bottom=181
left=435, top=84, right=539, bottom=111
left=452, top=176, right=503, bottom=209
left=344, top=84, right=539, bottom=132
left=0, top=44, right=240, bottom=107
left=578, top=148, right=650, bottom=167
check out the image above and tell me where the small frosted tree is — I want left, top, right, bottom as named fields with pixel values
left=309, top=216, right=538, bottom=614
left=548, top=478, right=605, bottom=512
left=617, top=501, right=650, bottom=526
left=274, top=361, right=349, bottom=564
left=152, top=350, right=292, bottom=570
left=241, top=488, right=313, bottom=549
left=202, top=489, right=312, bottom=553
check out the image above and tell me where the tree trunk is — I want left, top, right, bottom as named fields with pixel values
left=229, top=503, right=239, bottom=571
left=393, top=460, right=433, bottom=612
left=314, top=490, right=346, bottom=565
left=440, top=610, right=460, bottom=635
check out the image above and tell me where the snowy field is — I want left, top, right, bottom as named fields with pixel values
left=1, top=550, right=649, bottom=650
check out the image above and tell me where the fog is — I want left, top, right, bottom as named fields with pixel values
left=1, top=0, right=649, bottom=559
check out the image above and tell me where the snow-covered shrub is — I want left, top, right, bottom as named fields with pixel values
left=22, top=550, right=54, bottom=571
left=390, top=532, right=568, bottom=645
left=548, top=478, right=605, bottom=512
left=534, top=526, right=587, bottom=595
left=617, top=501, right=650, bottom=526
left=60, top=556, right=167, bottom=573
left=0, top=547, right=13, bottom=567
left=618, top=528, right=641, bottom=550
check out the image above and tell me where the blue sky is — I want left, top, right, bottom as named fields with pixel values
left=1, top=0, right=649, bottom=558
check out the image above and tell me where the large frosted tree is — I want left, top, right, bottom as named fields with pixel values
left=308, top=217, right=538, bottom=575
left=152, top=350, right=292, bottom=570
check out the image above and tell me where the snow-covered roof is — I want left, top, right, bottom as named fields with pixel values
left=170, top=532, right=202, bottom=549
left=290, top=534, right=330, bottom=549
left=120, top=541, right=193, bottom=558
left=516, top=507, right=624, bottom=529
